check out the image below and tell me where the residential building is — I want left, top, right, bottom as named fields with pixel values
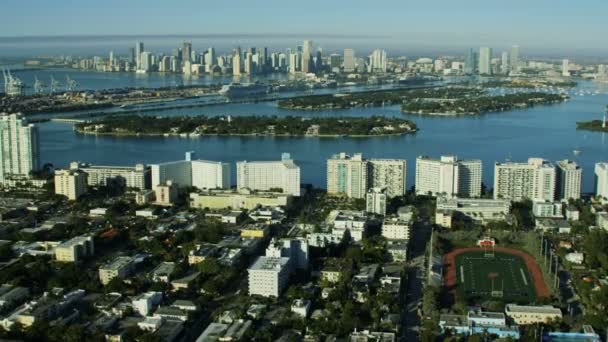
left=331, top=210, right=368, bottom=241
left=494, top=158, right=556, bottom=201
left=595, top=162, right=608, bottom=201
left=478, top=47, right=492, bottom=75
left=237, top=153, right=300, bottom=196
left=150, top=153, right=230, bottom=190
left=291, top=299, right=311, bottom=318
left=150, top=262, right=176, bottom=283
left=70, top=162, right=150, bottom=190
left=597, top=212, right=608, bottom=231
left=368, top=159, right=407, bottom=198
left=343, top=48, right=356, bottom=72
left=54, top=169, right=88, bottom=200
left=196, top=320, right=252, bottom=342
left=54, top=235, right=94, bottom=263
left=505, top=304, right=562, bottom=325
left=0, top=113, right=40, bottom=184
left=132, top=292, right=163, bottom=316
left=436, top=196, right=511, bottom=224
left=99, top=256, right=136, bottom=285
left=415, top=156, right=482, bottom=198
left=532, top=200, right=564, bottom=218
left=556, top=160, right=582, bottom=200
left=366, top=187, right=387, bottom=216
left=439, top=310, right=520, bottom=339
left=154, top=181, right=178, bottom=206
left=382, top=217, right=411, bottom=240
left=327, top=153, right=368, bottom=199
left=265, top=237, right=309, bottom=270
left=0, top=285, right=29, bottom=311
left=248, top=256, right=291, bottom=298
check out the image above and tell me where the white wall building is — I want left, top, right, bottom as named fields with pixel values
left=478, top=47, right=492, bottom=75
left=0, top=113, right=39, bottom=184
left=382, top=217, right=411, bottom=240
left=54, top=235, right=94, bottom=263
left=248, top=257, right=291, bottom=298
left=237, top=154, right=300, bottom=196
left=151, top=153, right=230, bottom=190
left=368, top=159, right=407, bottom=198
left=331, top=210, right=368, bottom=241
left=366, top=187, right=387, bottom=216
left=415, top=155, right=482, bottom=198
left=556, top=160, right=582, bottom=200
left=133, top=292, right=163, bottom=317
left=595, top=162, right=608, bottom=201
left=327, top=153, right=368, bottom=199
left=54, top=169, right=88, bottom=200
left=265, top=238, right=309, bottom=270
left=494, top=158, right=556, bottom=201
left=70, top=162, right=150, bottom=190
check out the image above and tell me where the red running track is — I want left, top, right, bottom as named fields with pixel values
left=443, top=247, right=551, bottom=298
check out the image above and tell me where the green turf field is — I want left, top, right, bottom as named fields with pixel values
left=454, top=251, right=536, bottom=303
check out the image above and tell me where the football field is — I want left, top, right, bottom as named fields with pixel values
left=454, top=250, right=537, bottom=303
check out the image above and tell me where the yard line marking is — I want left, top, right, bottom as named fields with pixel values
left=460, top=265, right=465, bottom=282
left=520, top=268, right=528, bottom=286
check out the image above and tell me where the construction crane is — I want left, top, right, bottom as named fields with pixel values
left=65, top=75, right=78, bottom=91
left=49, top=75, right=61, bottom=95
left=33, top=76, right=45, bottom=94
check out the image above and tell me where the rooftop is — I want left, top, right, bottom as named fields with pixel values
left=505, top=304, right=562, bottom=315
left=249, top=256, right=290, bottom=271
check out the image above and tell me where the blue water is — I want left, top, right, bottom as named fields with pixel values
left=38, top=81, right=608, bottom=192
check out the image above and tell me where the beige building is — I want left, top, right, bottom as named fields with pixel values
left=494, top=158, right=556, bottom=201
left=154, top=181, right=178, bottom=206
left=99, top=256, right=136, bottom=285
left=327, top=153, right=368, bottom=199
left=236, top=154, right=300, bottom=196
left=435, top=210, right=453, bottom=228
left=415, top=155, right=482, bottom=198
left=505, top=304, right=562, bottom=325
left=54, top=169, right=88, bottom=200
left=556, top=160, right=582, bottom=200
left=55, top=235, right=94, bottom=263
left=189, top=190, right=291, bottom=210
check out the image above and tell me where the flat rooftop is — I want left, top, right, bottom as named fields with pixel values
left=249, top=256, right=290, bottom=271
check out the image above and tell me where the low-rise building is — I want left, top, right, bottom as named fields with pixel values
left=132, top=291, right=163, bottom=316
left=187, top=244, right=219, bottom=265
left=436, top=196, right=511, bottom=224
left=248, top=256, right=291, bottom=298
left=382, top=216, right=411, bottom=240
left=535, top=218, right=571, bottom=234
left=330, top=210, right=368, bottom=241
left=291, top=299, right=311, bottom=318
left=70, top=162, right=150, bottom=190
left=435, top=209, right=453, bottom=228
left=54, top=169, right=88, bottom=200
left=505, top=304, right=562, bottom=325
left=154, top=181, right=179, bottom=206
left=366, top=187, right=387, bottom=216
left=196, top=319, right=252, bottom=341
left=597, top=212, right=608, bottom=231
left=99, top=256, right=136, bottom=285
left=0, top=285, right=29, bottom=311
left=532, top=200, right=564, bottom=218
left=190, top=189, right=292, bottom=210
left=150, top=262, right=176, bottom=283
left=240, top=224, right=270, bottom=239
left=54, top=235, right=94, bottom=263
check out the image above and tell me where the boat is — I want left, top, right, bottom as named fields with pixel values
left=573, top=148, right=582, bottom=155
left=218, top=83, right=269, bottom=98
left=398, top=73, right=427, bottom=85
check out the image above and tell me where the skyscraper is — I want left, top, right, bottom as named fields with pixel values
left=415, top=156, right=482, bottom=198
left=301, top=40, right=313, bottom=74
left=562, top=59, right=570, bottom=77
left=343, top=49, right=356, bottom=72
left=327, top=153, right=368, bottom=199
left=478, top=47, right=492, bottom=75
left=0, top=113, right=40, bottom=183
left=182, top=41, right=192, bottom=63
left=135, top=41, right=144, bottom=70
left=464, top=48, right=477, bottom=75
left=369, top=49, right=387, bottom=73
left=233, top=47, right=242, bottom=76
left=494, top=158, right=556, bottom=201
left=509, top=45, right=520, bottom=72
left=501, top=51, right=509, bottom=74
left=555, top=160, right=582, bottom=200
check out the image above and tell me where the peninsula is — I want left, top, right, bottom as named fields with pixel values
left=576, top=120, right=608, bottom=132
left=401, top=92, right=568, bottom=115
left=74, top=115, right=418, bottom=137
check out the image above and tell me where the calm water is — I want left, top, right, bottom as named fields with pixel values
left=38, top=81, right=608, bottom=192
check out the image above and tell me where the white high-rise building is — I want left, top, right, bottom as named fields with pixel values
left=0, top=113, right=40, bottom=184
left=236, top=154, right=300, bottom=196
left=368, top=159, right=406, bottom=198
left=233, top=48, right=242, bottom=76
left=327, top=153, right=368, bottom=199
left=509, top=45, right=520, bottom=72
left=415, top=156, right=482, bottom=198
left=151, top=160, right=192, bottom=188
left=369, top=49, right=387, bottom=73
left=140, top=52, right=152, bottom=72
left=562, top=59, right=570, bottom=77
left=595, top=162, right=608, bottom=201
left=54, top=169, right=88, bottom=200
left=135, top=41, right=144, bottom=70
left=343, top=49, right=356, bottom=72
left=191, top=160, right=231, bottom=190
left=366, top=188, right=387, bottom=216
left=248, top=256, right=291, bottom=298
left=478, top=47, right=492, bottom=75
left=556, top=160, right=582, bottom=201
left=494, top=158, right=556, bottom=201
left=70, top=162, right=150, bottom=190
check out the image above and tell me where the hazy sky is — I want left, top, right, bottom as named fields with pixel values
left=1, top=0, right=606, bottom=52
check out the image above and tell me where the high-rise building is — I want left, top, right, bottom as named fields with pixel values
left=369, top=49, right=387, bottom=73
left=366, top=188, right=387, bottom=216
left=244, top=52, right=253, bottom=74
left=478, top=47, right=492, bottom=75
left=562, top=59, right=570, bottom=77
left=494, top=158, right=556, bottom=201
left=0, top=113, right=40, bottom=183
left=236, top=154, right=300, bottom=196
left=70, top=162, right=150, bottom=190
left=182, top=41, right=192, bottom=63
left=289, top=52, right=300, bottom=74
left=248, top=256, right=291, bottom=298
left=501, top=51, right=510, bottom=74
left=595, top=162, right=608, bottom=201
left=135, top=42, right=144, bottom=70
left=555, top=160, right=582, bottom=200
left=301, top=40, right=313, bottom=74
left=368, top=159, right=406, bottom=198
left=415, top=156, right=482, bottom=198
left=509, top=45, right=520, bottom=72
left=233, top=47, right=242, bottom=76
left=343, top=49, right=356, bottom=72
left=54, top=169, right=88, bottom=200
left=327, top=153, right=368, bottom=199
left=139, top=52, right=152, bottom=72
left=464, top=48, right=477, bottom=75
left=151, top=153, right=230, bottom=190
left=206, top=47, right=216, bottom=66
left=330, top=54, right=342, bottom=69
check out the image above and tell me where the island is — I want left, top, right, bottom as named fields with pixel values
left=277, top=86, right=484, bottom=110
left=576, top=119, right=608, bottom=132
left=401, top=92, right=568, bottom=115
left=74, top=115, right=418, bottom=137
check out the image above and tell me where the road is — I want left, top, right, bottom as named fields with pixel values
left=402, top=220, right=433, bottom=341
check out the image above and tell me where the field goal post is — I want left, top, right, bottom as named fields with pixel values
left=477, top=237, right=496, bottom=258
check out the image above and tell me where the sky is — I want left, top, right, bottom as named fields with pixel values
left=0, top=0, right=607, bottom=55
